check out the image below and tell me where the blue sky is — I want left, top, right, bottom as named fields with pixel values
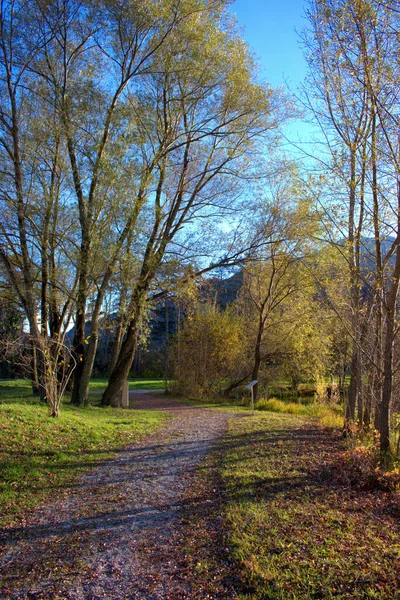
left=229, top=1, right=319, bottom=154
left=230, top=0, right=308, bottom=90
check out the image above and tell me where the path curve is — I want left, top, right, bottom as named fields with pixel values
left=0, top=393, right=236, bottom=599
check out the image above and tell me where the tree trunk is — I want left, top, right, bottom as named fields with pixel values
left=78, top=280, right=115, bottom=405
left=31, top=344, right=40, bottom=395
left=223, top=373, right=251, bottom=396
left=346, top=346, right=359, bottom=425
left=101, top=316, right=140, bottom=406
left=70, top=332, right=85, bottom=405
left=345, top=148, right=363, bottom=432
left=78, top=331, right=99, bottom=406
left=101, top=283, right=148, bottom=407
left=380, top=321, right=394, bottom=454
left=109, top=321, right=125, bottom=376
left=379, top=252, right=400, bottom=453
left=70, top=245, right=90, bottom=405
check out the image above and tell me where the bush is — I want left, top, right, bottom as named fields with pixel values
left=255, top=397, right=303, bottom=414
left=297, top=382, right=316, bottom=397
left=171, top=304, right=245, bottom=398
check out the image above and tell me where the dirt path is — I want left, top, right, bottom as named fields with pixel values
left=0, top=394, right=237, bottom=599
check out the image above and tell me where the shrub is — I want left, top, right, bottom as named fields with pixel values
left=255, top=398, right=288, bottom=412
left=171, top=304, right=245, bottom=398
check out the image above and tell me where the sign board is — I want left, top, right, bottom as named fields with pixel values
left=245, top=380, right=258, bottom=415
left=245, top=380, right=258, bottom=389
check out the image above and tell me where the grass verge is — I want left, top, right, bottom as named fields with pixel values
left=220, top=412, right=400, bottom=599
left=0, top=379, right=166, bottom=527
left=89, top=377, right=165, bottom=391
left=255, top=397, right=344, bottom=428
left=172, top=394, right=344, bottom=429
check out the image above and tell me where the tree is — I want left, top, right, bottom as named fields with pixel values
left=0, top=0, right=289, bottom=412
left=172, top=302, right=245, bottom=397
left=302, top=0, right=400, bottom=452
left=0, top=0, right=78, bottom=408
left=100, top=3, right=286, bottom=406
left=230, top=181, right=321, bottom=401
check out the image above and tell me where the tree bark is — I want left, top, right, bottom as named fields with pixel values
left=101, top=314, right=141, bottom=407
left=380, top=246, right=400, bottom=453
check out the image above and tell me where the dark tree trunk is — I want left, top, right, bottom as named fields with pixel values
left=346, top=347, right=360, bottom=425
left=31, top=345, right=40, bottom=395
left=101, top=316, right=140, bottom=407
left=70, top=243, right=90, bottom=405
left=109, top=322, right=125, bottom=376
left=223, top=374, right=252, bottom=397
left=380, top=264, right=400, bottom=452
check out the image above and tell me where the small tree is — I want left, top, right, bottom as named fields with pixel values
left=172, top=303, right=244, bottom=398
left=0, top=334, right=76, bottom=417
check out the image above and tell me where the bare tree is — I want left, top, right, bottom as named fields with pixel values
left=302, top=0, right=400, bottom=452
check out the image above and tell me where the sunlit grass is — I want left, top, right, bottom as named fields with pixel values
left=176, top=392, right=345, bottom=427
left=220, top=413, right=400, bottom=599
left=88, top=378, right=165, bottom=390
left=0, top=379, right=166, bottom=527
left=85, top=378, right=165, bottom=402
left=255, top=397, right=344, bottom=428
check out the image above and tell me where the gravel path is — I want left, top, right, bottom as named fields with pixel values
left=0, top=393, right=236, bottom=599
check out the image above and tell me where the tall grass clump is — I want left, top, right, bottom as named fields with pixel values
left=255, top=397, right=343, bottom=428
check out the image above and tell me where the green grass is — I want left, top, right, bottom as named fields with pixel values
left=173, top=393, right=344, bottom=428
left=0, top=379, right=167, bottom=527
left=171, top=395, right=249, bottom=414
left=84, top=378, right=165, bottom=401
left=255, top=397, right=344, bottom=428
left=129, top=378, right=165, bottom=389
left=88, top=378, right=165, bottom=390
left=219, top=413, right=400, bottom=599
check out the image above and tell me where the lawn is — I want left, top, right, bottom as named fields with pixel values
left=219, top=412, right=400, bottom=599
left=88, top=377, right=165, bottom=391
left=0, top=379, right=167, bottom=527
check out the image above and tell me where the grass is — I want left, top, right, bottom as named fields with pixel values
left=255, top=397, right=344, bottom=429
left=0, top=379, right=167, bottom=527
left=174, top=393, right=345, bottom=428
left=89, top=377, right=165, bottom=390
left=2, top=379, right=399, bottom=598
left=85, top=377, right=165, bottom=401
left=171, top=395, right=249, bottom=414
left=219, top=412, right=400, bottom=599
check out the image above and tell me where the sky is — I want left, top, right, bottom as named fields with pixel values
left=229, top=0, right=308, bottom=90
left=229, top=0, right=316, bottom=151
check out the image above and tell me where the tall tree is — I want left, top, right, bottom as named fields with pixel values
left=100, top=5, right=285, bottom=406
left=0, top=0, right=288, bottom=411
left=303, top=0, right=400, bottom=452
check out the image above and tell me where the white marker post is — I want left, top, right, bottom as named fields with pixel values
left=121, top=380, right=129, bottom=408
left=245, top=380, right=258, bottom=416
